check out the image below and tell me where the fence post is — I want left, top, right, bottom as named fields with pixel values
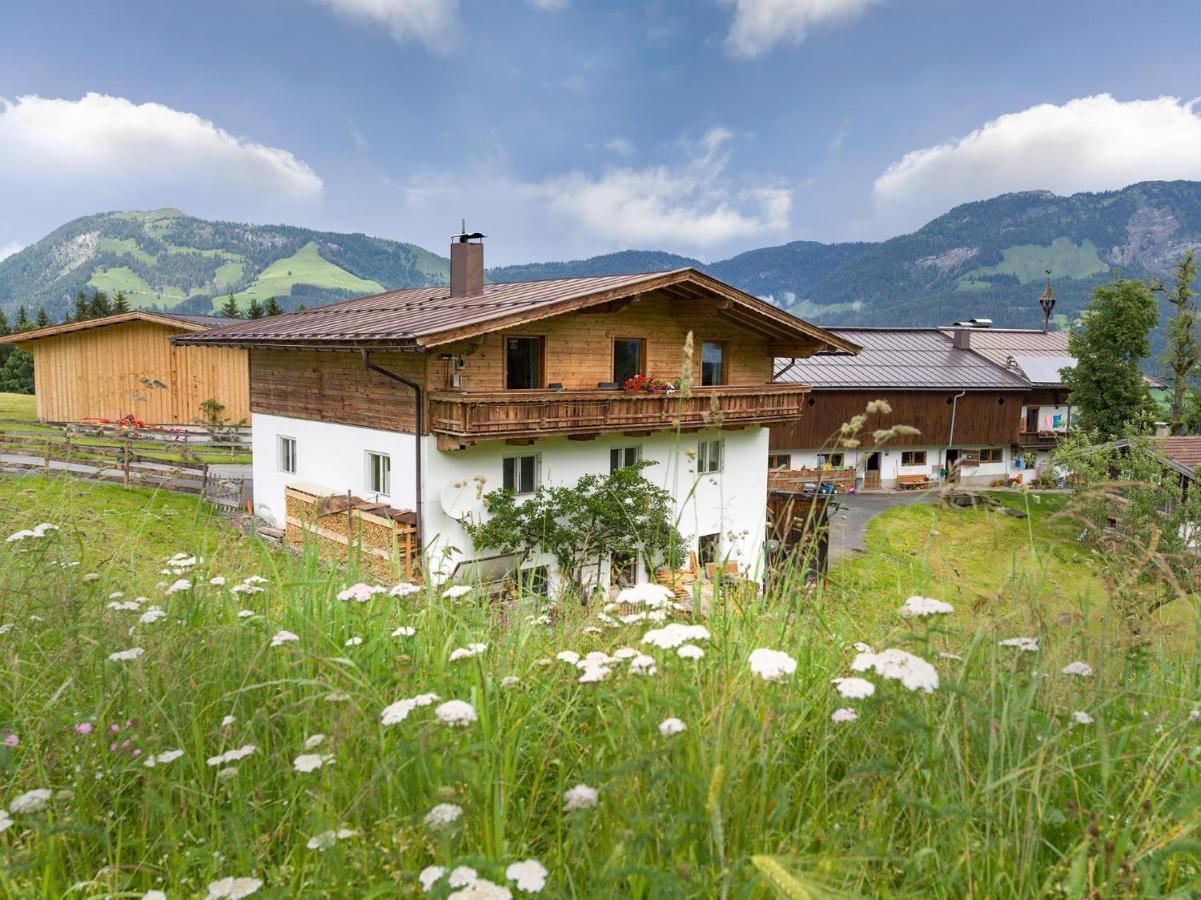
left=122, top=440, right=131, bottom=488
left=43, top=438, right=50, bottom=474
left=201, top=462, right=209, bottom=499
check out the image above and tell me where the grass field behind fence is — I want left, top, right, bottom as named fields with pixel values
left=0, top=475, right=1199, bottom=897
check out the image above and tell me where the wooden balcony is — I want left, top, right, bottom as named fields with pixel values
left=428, top=384, right=811, bottom=448
left=1016, top=430, right=1068, bottom=450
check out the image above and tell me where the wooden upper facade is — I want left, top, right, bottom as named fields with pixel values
left=182, top=268, right=856, bottom=448
left=1, top=312, right=249, bottom=425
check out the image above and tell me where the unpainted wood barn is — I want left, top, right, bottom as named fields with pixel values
left=0, top=311, right=249, bottom=425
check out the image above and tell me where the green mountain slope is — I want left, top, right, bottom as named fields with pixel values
left=0, top=209, right=448, bottom=317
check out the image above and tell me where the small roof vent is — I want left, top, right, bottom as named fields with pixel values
left=951, top=317, right=993, bottom=329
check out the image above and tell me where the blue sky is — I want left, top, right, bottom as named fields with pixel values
left=1, top=0, right=1198, bottom=264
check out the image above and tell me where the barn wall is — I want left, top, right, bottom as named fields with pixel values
left=28, top=321, right=249, bottom=425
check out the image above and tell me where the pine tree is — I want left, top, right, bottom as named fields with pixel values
left=0, top=310, right=9, bottom=337
left=220, top=293, right=241, bottom=318
left=88, top=290, right=112, bottom=318
left=1163, top=250, right=1198, bottom=434
left=1062, top=275, right=1159, bottom=439
left=264, top=296, right=283, bottom=317
left=35, top=308, right=50, bottom=328
left=73, top=289, right=90, bottom=322
left=15, top=306, right=32, bottom=331
left=246, top=297, right=264, bottom=319
left=113, top=290, right=132, bottom=314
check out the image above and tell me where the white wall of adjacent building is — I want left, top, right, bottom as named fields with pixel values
left=251, top=412, right=769, bottom=590
left=776, top=443, right=1015, bottom=488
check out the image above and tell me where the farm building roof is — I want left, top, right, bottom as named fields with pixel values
left=171, top=268, right=858, bottom=355
left=0, top=310, right=227, bottom=345
left=1105, top=435, right=1201, bottom=481
left=773, top=327, right=1031, bottom=391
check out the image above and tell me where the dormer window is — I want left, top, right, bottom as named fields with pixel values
left=613, top=338, right=645, bottom=385
left=505, top=336, right=544, bottom=390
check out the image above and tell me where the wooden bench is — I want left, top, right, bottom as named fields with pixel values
left=897, top=474, right=930, bottom=490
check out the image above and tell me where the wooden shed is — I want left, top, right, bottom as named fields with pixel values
left=0, top=312, right=249, bottom=425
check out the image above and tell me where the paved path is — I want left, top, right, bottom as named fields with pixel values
left=828, top=490, right=936, bottom=562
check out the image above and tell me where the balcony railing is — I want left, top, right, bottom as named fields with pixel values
left=428, top=384, right=811, bottom=444
left=1016, top=430, right=1068, bottom=449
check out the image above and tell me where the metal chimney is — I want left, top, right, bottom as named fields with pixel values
left=953, top=327, right=971, bottom=350
left=450, top=224, right=485, bottom=298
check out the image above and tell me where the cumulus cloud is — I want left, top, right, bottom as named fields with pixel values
left=721, top=0, right=881, bottom=58
left=872, top=94, right=1201, bottom=234
left=311, top=0, right=456, bottom=47
left=0, top=243, right=23, bottom=262
left=393, top=127, right=788, bottom=261
left=0, top=93, right=322, bottom=242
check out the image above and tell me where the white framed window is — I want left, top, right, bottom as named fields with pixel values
left=503, top=453, right=540, bottom=495
left=366, top=451, right=391, bottom=497
left=610, top=445, right=642, bottom=473
left=278, top=435, right=296, bottom=474
left=697, top=439, right=723, bottom=474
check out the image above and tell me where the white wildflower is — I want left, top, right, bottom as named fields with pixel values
left=851, top=648, right=939, bottom=693
left=205, top=876, right=262, bottom=898
left=832, top=677, right=876, bottom=699
left=108, top=647, right=144, bottom=662
left=629, top=654, right=657, bottom=676
left=381, top=699, right=417, bottom=725
left=999, top=637, right=1039, bottom=652
left=555, top=650, right=580, bottom=665
left=143, top=749, right=184, bottom=768
left=392, top=625, right=416, bottom=637
left=435, top=700, right=478, bottom=728
left=899, top=595, right=954, bottom=617
left=612, top=647, right=639, bottom=660
left=677, top=644, right=705, bottom=659
left=443, top=585, right=473, bottom=599
left=420, top=866, right=446, bottom=892
left=270, top=630, right=299, bottom=647
left=390, top=582, right=422, bottom=597
left=210, top=576, right=228, bottom=586
left=562, top=783, right=598, bottom=812
left=306, top=828, right=356, bottom=851
left=1061, top=661, right=1094, bottom=677
left=616, top=583, right=674, bottom=609
left=449, top=866, right=479, bottom=888
left=500, top=675, right=522, bottom=689
left=831, top=707, right=858, bottom=723
left=658, top=717, right=686, bottom=737
left=303, top=734, right=326, bottom=749
left=449, top=643, right=487, bottom=661
left=138, top=606, right=167, bottom=624
left=1072, top=710, right=1095, bottom=725
left=344, top=636, right=363, bottom=647
left=641, top=622, right=711, bottom=649
left=336, top=583, right=384, bottom=602
left=577, top=664, right=610, bottom=683
left=0, top=810, right=12, bottom=832
left=206, top=745, right=256, bottom=767
left=220, top=715, right=236, bottom=727
left=293, top=753, right=334, bottom=773
left=237, top=610, right=255, bottom=619
left=448, top=878, right=512, bottom=899
left=8, top=788, right=51, bottom=814
left=165, top=579, right=192, bottom=595
left=748, top=648, right=796, bottom=682
left=216, top=767, right=239, bottom=782
left=424, top=802, right=463, bottom=830
left=505, top=858, right=548, bottom=893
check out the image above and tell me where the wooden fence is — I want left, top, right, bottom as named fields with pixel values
left=0, top=418, right=251, bottom=456
left=284, top=485, right=419, bottom=581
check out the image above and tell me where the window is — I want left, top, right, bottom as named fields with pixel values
left=518, top=566, right=549, bottom=597
left=980, top=447, right=1004, bottom=462
left=767, top=453, right=791, bottom=470
left=698, top=533, right=721, bottom=567
left=503, top=453, right=540, bottom=494
left=900, top=450, right=927, bottom=467
left=612, top=338, right=645, bottom=385
left=505, top=336, right=543, bottom=390
left=611, top=552, right=638, bottom=589
left=701, top=341, right=725, bottom=386
left=278, top=436, right=296, bottom=474
left=697, top=439, right=723, bottom=474
left=366, top=451, right=391, bottom=496
left=817, top=452, right=844, bottom=468
left=610, top=445, right=642, bottom=472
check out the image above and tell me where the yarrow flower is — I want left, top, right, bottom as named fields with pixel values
left=306, top=828, right=356, bottom=851
left=505, top=858, right=548, bottom=893
left=143, top=749, right=184, bottom=768
left=748, top=648, right=797, bottom=682
left=345, top=636, right=363, bottom=647
left=1061, top=661, right=1094, bottom=677
left=435, top=700, right=478, bottom=727
left=6, top=523, right=57, bottom=542
left=392, top=625, right=416, bottom=637
left=1072, top=710, right=1095, bottom=725
left=628, top=654, right=657, bottom=676
left=999, top=637, right=1039, bottom=652
left=336, top=583, right=385, bottom=602
left=205, top=876, right=263, bottom=898
left=165, top=578, right=192, bottom=595
left=0, top=810, right=12, bottom=832
left=293, top=753, right=335, bottom=773
left=831, top=707, right=858, bottom=723
left=616, top=583, right=675, bottom=609
left=832, top=676, right=876, bottom=699
left=8, top=788, right=51, bottom=814
left=380, top=693, right=440, bottom=726
left=420, top=866, right=446, bottom=892
left=390, top=582, right=422, bottom=597
left=562, top=783, right=598, bottom=812
left=555, top=650, right=580, bottom=665
left=449, top=643, right=487, bottom=661
left=851, top=648, right=939, bottom=693
left=424, top=802, right=463, bottom=830
left=443, top=585, right=473, bottom=599
left=138, top=606, right=167, bottom=624
left=658, top=717, right=686, bottom=737
left=108, top=647, right=145, bottom=662
left=270, top=630, right=299, bottom=647
left=677, top=643, right=705, bottom=659
left=899, top=595, right=954, bottom=617
left=641, top=623, right=710, bottom=650
left=206, top=745, right=256, bottom=767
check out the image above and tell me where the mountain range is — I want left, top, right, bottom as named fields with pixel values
left=2, top=181, right=1198, bottom=338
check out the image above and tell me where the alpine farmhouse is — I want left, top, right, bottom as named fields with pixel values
left=175, top=233, right=856, bottom=589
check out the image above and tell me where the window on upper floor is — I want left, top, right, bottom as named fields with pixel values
left=366, top=450, right=391, bottom=496
left=278, top=436, right=296, bottom=474
left=701, top=341, right=725, bottom=386
left=610, top=445, right=642, bottom=472
left=697, top=438, right=723, bottom=474
left=503, top=453, right=540, bottom=495
left=612, top=338, right=645, bottom=386
left=505, top=336, right=544, bottom=390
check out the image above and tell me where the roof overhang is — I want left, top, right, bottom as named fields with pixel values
left=0, top=311, right=211, bottom=346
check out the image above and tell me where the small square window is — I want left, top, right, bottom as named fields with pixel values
left=901, top=450, right=927, bottom=467
left=697, top=439, right=723, bottom=474
left=767, top=453, right=791, bottom=470
left=610, top=445, right=642, bottom=473
left=366, top=451, right=391, bottom=496
left=278, top=436, right=296, bottom=474
left=503, top=453, right=540, bottom=494
left=698, top=533, right=721, bottom=567
left=701, top=341, right=725, bottom=386
left=611, top=552, right=638, bottom=588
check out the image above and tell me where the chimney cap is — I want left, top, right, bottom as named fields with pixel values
left=453, top=231, right=486, bottom=243
left=951, top=317, right=993, bottom=328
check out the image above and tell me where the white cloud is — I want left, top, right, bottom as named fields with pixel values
left=872, top=94, right=1201, bottom=234
left=0, top=93, right=322, bottom=243
left=311, top=0, right=457, bottom=48
left=392, top=126, right=789, bottom=261
left=605, top=137, right=635, bottom=159
left=0, top=243, right=23, bottom=262
left=721, top=0, right=881, bottom=58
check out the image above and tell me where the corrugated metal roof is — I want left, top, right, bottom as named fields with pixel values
left=1011, top=354, right=1075, bottom=386
left=775, top=327, right=1030, bottom=391
left=173, top=268, right=858, bottom=354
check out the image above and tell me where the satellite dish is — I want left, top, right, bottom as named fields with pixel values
left=439, top=478, right=487, bottom=522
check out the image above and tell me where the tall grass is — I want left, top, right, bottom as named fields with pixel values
left=0, top=476, right=1199, bottom=897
